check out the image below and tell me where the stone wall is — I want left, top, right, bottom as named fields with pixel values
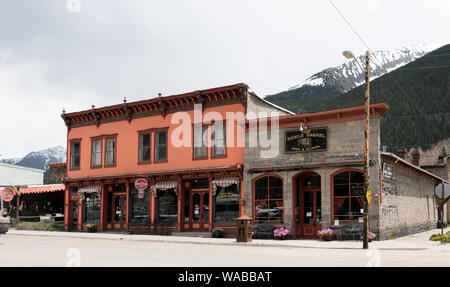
left=243, top=118, right=382, bottom=234
left=379, top=157, right=444, bottom=240
left=48, top=165, right=67, bottom=184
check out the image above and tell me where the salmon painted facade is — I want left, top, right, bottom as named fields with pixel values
left=62, top=83, right=291, bottom=236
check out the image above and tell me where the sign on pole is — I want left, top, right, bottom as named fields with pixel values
left=135, top=178, right=148, bottom=199
left=434, top=183, right=450, bottom=199
left=1, top=188, right=15, bottom=202
left=366, top=188, right=372, bottom=205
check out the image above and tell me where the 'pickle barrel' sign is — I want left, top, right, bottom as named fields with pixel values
left=285, top=128, right=327, bottom=153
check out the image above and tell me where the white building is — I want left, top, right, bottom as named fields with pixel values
left=0, top=163, right=44, bottom=188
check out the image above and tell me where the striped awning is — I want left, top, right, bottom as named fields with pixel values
left=19, top=184, right=65, bottom=194
left=78, top=185, right=101, bottom=193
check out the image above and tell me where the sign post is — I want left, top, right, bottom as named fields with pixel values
left=435, top=181, right=450, bottom=235
left=135, top=178, right=149, bottom=199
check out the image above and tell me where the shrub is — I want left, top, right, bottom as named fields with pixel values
left=389, top=234, right=398, bottom=240
left=212, top=228, right=225, bottom=238
left=429, top=233, right=450, bottom=243
left=15, top=222, right=64, bottom=231
left=86, top=224, right=97, bottom=233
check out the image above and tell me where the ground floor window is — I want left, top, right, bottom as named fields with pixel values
left=214, top=184, right=239, bottom=222
left=130, top=184, right=150, bottom=224
left=254, top=175, right=283, bottom=224
left=83, top=192, right=101, bottom=224
left=156, top=189, right=178, bottom=224
left=332, top=170, right=364, bottom=224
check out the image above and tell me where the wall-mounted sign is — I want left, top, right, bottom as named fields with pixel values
left=135, top=178, right=148, bottom=190
left=383, top=163, right=393, bottom=180
left=1, top=188, right=14, bottom=202
left=285, top=128, right=327, bottom=153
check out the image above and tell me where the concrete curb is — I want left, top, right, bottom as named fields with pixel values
left=6, top=229, right=443, bottom=251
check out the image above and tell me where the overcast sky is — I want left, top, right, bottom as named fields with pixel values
left=0, top=0, right=449, bottom=159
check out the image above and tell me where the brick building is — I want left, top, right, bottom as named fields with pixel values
left=61, top=83, right=290, bottom=235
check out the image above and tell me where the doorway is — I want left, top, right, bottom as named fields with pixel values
left=70, top=201, right=78, bottom=231
left=184, top=178, right=210, bottom=232
left=294, top=172, right=322, bottom=239
left=112, top=194, right=127, bottom=231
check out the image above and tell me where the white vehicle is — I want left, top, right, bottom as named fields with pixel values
left=0, top=216, right=10, bottom=234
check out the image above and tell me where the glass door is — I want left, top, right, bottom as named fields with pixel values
left=113, top=195, right=127, bottom=231
left=190, top=191, right=209, bottom=231
left=71, top=202, right=78, bottom=231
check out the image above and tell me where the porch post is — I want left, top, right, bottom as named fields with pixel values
left=77, top=183, right=83, bottom=232
left=150, top=193, right=155, bottom=233
left=99, top=183, right=105, bottom=232
left=208, top=178, right=213, bottom=232
left=126, top=181, right=130, bottom=233
left=177, top=180, right=182, bottom=232
left=64, top=184, right=70, bottom=231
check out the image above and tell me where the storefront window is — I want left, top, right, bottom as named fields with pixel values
left=214, top=184, right=239, bottom=222
left=130, top=184, right=150, bottom=224
left=333, top=170, right=365, bottom=224
left=83, top=192, right=101, bottom=224
left=254, top=176, right=283, bottom=224
left=156, top=189, right=177, bottom=223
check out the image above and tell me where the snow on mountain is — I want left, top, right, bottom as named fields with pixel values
left=1, top=146, right=67, bottom=171
left=300, top=43, right=442, bottom=92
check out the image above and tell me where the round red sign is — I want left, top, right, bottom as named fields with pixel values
left=135, top=178, right=148, bottom=190
left=1, top=188, right=15, bottom=202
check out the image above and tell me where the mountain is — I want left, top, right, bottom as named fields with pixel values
left=271, top=44, right=450, bottom=152
left=0, top=146, right=66, bottom=171
left=265, top=44, right=442, bottom=114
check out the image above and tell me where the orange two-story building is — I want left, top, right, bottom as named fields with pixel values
left=61, top=83, right=291, bottom=236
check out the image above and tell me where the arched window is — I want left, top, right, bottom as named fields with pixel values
left=254, top=175, right=283, bottom=224
left=332, top=170, right=364, bottom=224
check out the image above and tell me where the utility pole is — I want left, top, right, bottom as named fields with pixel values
left=363, top=51, right=371, bottom=249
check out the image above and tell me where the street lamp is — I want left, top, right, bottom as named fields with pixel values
left=343, top=50, right=371, bottom=249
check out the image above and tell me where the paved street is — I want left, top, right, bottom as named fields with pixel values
left=1, top=228, right=449, bottom=267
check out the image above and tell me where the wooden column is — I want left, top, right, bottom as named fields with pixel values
left=64, top=185, right=70, bottom=231
left=150, top=193, right=155, bottom=233
left=99, top=183, right=105, bottom=232
left=208, top=179, right=213, bottom=232
left=177, top=181, right=182, bottom=232
left=239, top=180, right=244, bottom=217
left=126, top=181, right=130, bottom=233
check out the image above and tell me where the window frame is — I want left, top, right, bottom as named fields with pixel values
left=211, top=121, right=227, bottom=158
left=331, top=168, right=365, bottom=225
left=193, top=124, right=208, bottom=160
left=104, top=136, right=117, bottom=167
left=138, top=132, right=152, bottom=164
left=214, top=183, right=239, bottom=223
left=154, top=128, right=168, bottom=163
left=252, top=174, right=284, bottom=225
left=90, top=137, right=103, bottom=168
left=69, top=139, right=81, bottom=170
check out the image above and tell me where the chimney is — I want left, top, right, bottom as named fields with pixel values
left=412, top=148, right=421, bottom=167
left=397, top=147, right=407, bottom=160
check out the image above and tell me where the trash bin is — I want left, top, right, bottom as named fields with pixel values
left=236, top=215, right=253, bottom=242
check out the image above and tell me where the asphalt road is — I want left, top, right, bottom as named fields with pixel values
left=1, top=234, right=449, bottom=267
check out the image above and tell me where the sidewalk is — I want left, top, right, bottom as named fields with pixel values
left=6, top=227, right=449, bottom=251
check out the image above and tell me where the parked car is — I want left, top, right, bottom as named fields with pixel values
left=0, top=216, right=10, bottom=234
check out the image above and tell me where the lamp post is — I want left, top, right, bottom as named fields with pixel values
left=343, top=50, right=371, bottom=249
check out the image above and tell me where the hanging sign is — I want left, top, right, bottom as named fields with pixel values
left=285, top=128, right=327, bottom=153
left=1, top=188, right=15, bottom=202
left=138, top=189, right=145, bottom=199
left=135, top=178, right=148, bottom=190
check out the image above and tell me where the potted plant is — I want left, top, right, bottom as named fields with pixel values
left=362, top=232, right=376, bottom=242
left=273, top=227, right=292, bottom=240
left=212, top=228, right=225, bottom=238
left=86, top=224, right=97, bottom=233
left=317, top=228, right=336, bottom=241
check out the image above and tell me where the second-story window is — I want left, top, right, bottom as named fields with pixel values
left=91, top=139, right=102, bottom=167
left=194, top=124, right=207, bottom=159
left=105, top=137, right=116, bottom=166
left=155, top=130, right=167, bottom=162
left=212, top=122, right=226, bottom=157
left=70, top=141, right=81, bottom=169
left=139, top=133, right=151, bottom=163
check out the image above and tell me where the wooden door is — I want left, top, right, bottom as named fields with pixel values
left=112, top=194, right=126, bottom=230
left=300, top=190, right=321, bottom=238
left=190, top=191, right=209, bottom=231
left=70, top=201, right=79, bottom=231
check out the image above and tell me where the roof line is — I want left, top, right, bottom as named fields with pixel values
left=0, top=162, right=45, bottom=173
left=381, top=152, right=448, bottom=183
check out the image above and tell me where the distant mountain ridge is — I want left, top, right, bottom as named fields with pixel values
left=0, top=146, right=66, bottom=171
left=265, top=44, right=442, bottom=114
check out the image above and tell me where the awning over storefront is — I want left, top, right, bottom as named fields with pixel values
left=19, top=184, right=65, bottom=194
left=212, top=177, right=240, bottom=195
left=150, top=181, right=178, bottom=196
left=78, top=185, right=101, bottom=193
